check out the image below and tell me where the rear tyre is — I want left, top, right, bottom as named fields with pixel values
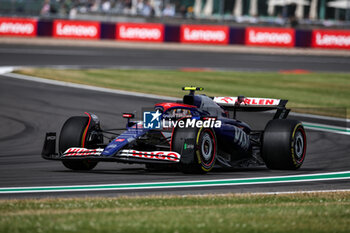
left=59, top=116, right=98, bottom=171
left=262, top=119, right=306, bottom=170
left=172, top=122, right=217, bottom=174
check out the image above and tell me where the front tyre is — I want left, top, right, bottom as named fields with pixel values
left=172, top=123, right=217, bottom=174
left=262, top=119, right=307, bottom=170
left=59, top=116, right=98, bottom=171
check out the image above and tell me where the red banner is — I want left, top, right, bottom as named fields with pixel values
left=0, top=17, right=37, bottom=37
left=180, top=25, right=229, bottom=45
left=312, top=30, right=350, bottom=49
left=245, top=27, right=295, bottom=47
left=116, top=23, right=164, bottom=42
left=53, top=20, right=100, bottom=39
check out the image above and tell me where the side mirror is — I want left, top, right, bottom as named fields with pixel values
left=123, top=113, right=135, bottom=128
left=122, top=113, right=134, bottom=119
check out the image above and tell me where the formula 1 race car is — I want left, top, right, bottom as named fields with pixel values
left=42, top=87, right=307, bottom=173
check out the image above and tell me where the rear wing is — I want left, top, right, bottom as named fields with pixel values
left=213, top=96, right=290, bottom=119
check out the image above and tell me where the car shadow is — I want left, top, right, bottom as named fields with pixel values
left=52, top=166, right=322, bottom=177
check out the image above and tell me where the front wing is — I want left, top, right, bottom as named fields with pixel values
left=42, top=133, right=181, bottom=164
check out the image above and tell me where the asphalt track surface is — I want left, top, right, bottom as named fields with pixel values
left=0, top=43, right=350, bottom=72
left=0, top=44, right=349, bottom=199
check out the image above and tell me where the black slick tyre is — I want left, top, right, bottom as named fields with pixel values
left=171, top=121, right=217, bottom=174
left=59, top=116, right=98, bottom=171
left=262, top=119, right=307, bottom=170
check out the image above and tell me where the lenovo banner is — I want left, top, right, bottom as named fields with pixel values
left=53, top=20, right=100, bottom=39
left=312, top=30, right=350, bottom=49
left=116, top=23, right=164, bottom=42
left=180, top=25, right=229, bottom=45
left=245, top=27, right=295, bottom=47
left=0, top=17, right=37, bottom=37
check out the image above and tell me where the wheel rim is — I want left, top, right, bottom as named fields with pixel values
left=201, top=132, right=213, bottom=161
left=294, top=129, right=306, bottom=162
left=198, top=129, right=216, bottom=168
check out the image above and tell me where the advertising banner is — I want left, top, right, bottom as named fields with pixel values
left=180, top=24, right=229, bottom=45
left=53, top=20, right=100, bottom=39
left=0, top=17, right=37, bottom=37
left=312, top=30, right=350, bottom=49
left=245, top=27, right=295, bottom=47
left=116, top=23, right=164, bottom=42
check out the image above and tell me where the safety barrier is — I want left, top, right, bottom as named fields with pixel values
left=1, top=17, right=350, bottom=50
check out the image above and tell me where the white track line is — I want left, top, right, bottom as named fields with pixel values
left=2, top=72, right=178, bottom=101
left=303, top=122, right=350, bottom=136
left=1, top=171, right=350, bottom=194
left=0, top=66, right=14, bottom=74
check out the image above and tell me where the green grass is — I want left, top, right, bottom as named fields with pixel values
left=16, top=68, right=350, bottom=117
left=1, top=192, right=350, bottom=233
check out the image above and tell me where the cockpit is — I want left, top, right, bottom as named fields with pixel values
left=183, top=94, right=226, bottom=117
left=154, top=87, right=227, bottom=119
